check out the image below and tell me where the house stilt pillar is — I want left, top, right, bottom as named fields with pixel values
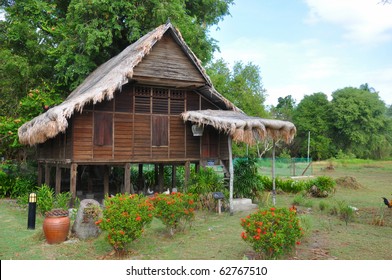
left=70, top=163, right=78, bottom=206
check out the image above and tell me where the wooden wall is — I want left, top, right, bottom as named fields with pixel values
left=38, top=84, right=230, bottom=163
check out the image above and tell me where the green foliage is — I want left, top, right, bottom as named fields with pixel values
left=188, top=167, right=224, bottom=194
left=337, top=200, right=355, bottom=226
left=234, top=157, right=263, bottom=199
left=306, top=176, right=336, bottom=197
left=150, top=192, right=196, bottom=235
left=35, top=184, right=73, bottom=216
left=292, top=92, right=333, bottom=160
left=0, top=162, right=37, bottom=198
left=270, top=95, right=296, bottom=121
left=330, top=87, right=391, bottom=159
left=36, top=184, right=54, bottom=216
left=0, top=84, right=63, bottom=159
left=207, top=59, right=268, bottom=118
left=97, top=193, right=155, bottom=254
left=240, top=207, right=303, bottom=259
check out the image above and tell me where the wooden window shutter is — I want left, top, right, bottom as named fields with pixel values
left=152, top=115, right=168, bottom=146
left=94, top=113, right=113, bottom=146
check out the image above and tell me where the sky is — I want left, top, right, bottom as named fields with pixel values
left=209, top=0, right=392, bottom=107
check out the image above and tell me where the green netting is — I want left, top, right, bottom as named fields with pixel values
left=254, top=158, right=313, bottom=177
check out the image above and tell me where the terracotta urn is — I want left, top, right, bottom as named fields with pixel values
left=43, top=209, right=70, bottom=244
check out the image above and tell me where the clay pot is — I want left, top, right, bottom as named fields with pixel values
left=43, top=209, right=70, bottom=244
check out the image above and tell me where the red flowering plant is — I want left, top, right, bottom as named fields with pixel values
left=150, top=192, right=196, bottom=235
left=96, top=193, right=155, bottom=255
left=240, top=207, right=303, bottom=259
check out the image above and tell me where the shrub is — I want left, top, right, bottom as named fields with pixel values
left=150, top=192, right=196, bottom=235
left=240, top=207, right=303, bottom=259
left=35, top=184, right=73, bottom=216
left=36, top=184, right=55, bottom=215
left=234, top=157, right=263, bottom=199
left=305, top=176, right=336, bottom=197
left=337, top=200, right=355, bottom=226
left=188, top=167, right=223, bottom=194
left=97, top=193, right=154, bottom=255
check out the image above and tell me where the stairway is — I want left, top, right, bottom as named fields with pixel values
left=232, top=198, right=258, bottom=213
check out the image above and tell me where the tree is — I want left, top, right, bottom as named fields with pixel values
left=0, top=0, right=234, bottom=110
left=292, top=92, right=333, bottom=160
left=330, top=86, right=391, bottom=159
left=270, top=95, right=296, bottom=121
left=207, top=59, right=268, bottom=118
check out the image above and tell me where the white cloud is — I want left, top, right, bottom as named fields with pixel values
left=304, top=0, right=392, bottom=44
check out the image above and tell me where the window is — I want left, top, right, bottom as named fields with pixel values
left=152, top=115, right=168, bottom=146
left=94, top=113, right=113, bottom=146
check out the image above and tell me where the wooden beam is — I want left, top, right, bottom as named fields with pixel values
left=37, top=163, right=43, bottom=187
left=184, top=161, right=190, bottom=192
left=158, top=164, right=164, bottom=193
left=124, top=163, right=131, bottom=194
left=70, top=163, right=78, bottom=205
left=172, top=165, right=177, bottom=190
left=272, top=140, right=276, bottom=206
left=104, top=166, right=109, bottom=197
left=55, top=165, right=61, bottom=194
left=228, top=137, right=234, bottom=215
left=44, top=164, right=51, bottom=187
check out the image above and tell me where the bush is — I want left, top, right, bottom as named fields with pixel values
left=150, top=192, right=196, bottom=235
left=35, top=184, right=73, bottom=216
left=240, top=207, right=303, bottom=259
left=97, top=193, right=154, bottom=255
left=234, top=157, right=263, bottom=200
left=0, top=162, right=37, bottom=198
left=307, top=176, right=336, bottom=197
left=188, top=167, right=224, bottom=194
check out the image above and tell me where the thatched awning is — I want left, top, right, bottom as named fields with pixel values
left=181, top=110, right=296, bottom=145
left=18, top=22, right=238, bottom=146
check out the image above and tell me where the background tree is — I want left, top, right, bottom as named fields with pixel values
left=330, top=87, right=391, bottom=159
left=207, top=59, right=268, bottom=118
left=292, top=92, right=333, bottom=160
left=270, top=95, right=296, bottom=121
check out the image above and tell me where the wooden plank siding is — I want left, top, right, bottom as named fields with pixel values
left=39, top=84, right=229, bottom=164
left=132, top=32, right=205, bottom=86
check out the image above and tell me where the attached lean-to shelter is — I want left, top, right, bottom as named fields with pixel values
left=18, top=22, right=296, bottom=209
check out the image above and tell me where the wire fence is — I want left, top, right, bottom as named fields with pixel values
left=256, top=158, right=313, bottom=177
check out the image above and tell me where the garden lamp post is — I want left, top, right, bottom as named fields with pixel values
left=27, top=192, right=37, bottom=230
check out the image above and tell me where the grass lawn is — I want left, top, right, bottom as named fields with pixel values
left=1, top=160, right=392, bottom=260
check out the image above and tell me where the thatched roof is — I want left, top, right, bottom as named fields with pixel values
left=18, top=22, right=238, bottom=146
left=181, top=110, right=296, bottom=145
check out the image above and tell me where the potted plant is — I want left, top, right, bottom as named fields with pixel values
left=36, top=184, right=73, bottom=244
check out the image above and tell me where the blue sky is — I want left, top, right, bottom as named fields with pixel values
left=209, top=0, right=392, bottom=106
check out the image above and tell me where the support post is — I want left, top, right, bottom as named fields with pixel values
left=55, top=165, right=61, bottom=195
left=124, top=163, right=131, bottom=194
left=70, top=163, right=78, bottom=206
left=45, top=164, right=51, bottom=186
left=272, top=140, right=276, bottom=206
left=172, top=165, right=177, bottom=191
left=184, top=161, right=190, bottom=192
left=37, top=163, right=43, bottom=187
left=228, top=137, right=234, bottom=216
left=158, top=164, right=164, bottom=193
left=104, top=166, right=109, bottom=196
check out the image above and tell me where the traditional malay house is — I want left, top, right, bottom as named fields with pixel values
left=18, top=22, right=296, bottom=210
